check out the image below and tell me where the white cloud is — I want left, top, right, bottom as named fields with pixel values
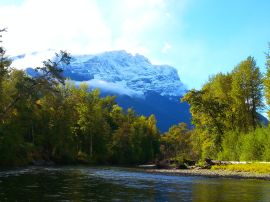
left=0, top=0, right=171, bottom=57
left=74, top=79, right=144, bottom=97
left=12, top=50, right=56, bottom=70
left=162, top=42, right=172, bottom=53
left=1, top=0, right=114, bottom=55
left=1, top=0, right=198, bottom=87
left=122, top=0, right=165, bottom=10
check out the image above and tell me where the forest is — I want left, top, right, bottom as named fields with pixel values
left=1, top=28, right=270, bottom=167
left=0, top=29, right=160, bottom=166
left=162, top=53, right=270, bottom=163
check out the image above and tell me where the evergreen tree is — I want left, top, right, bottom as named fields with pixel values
left=231, top=56, right=263, bottom=131
left=264, top=44, right=270, bottom=119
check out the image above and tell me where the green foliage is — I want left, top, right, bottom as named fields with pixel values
left=0, top=28, right=11, bottom=114
left=109, top=114, right=160, bottom=164
left=181, top=56, right=265, bottom=161
left=200, top=133, right=219, bottom=160
left=160, top=123, right=194, bottom=161
left=264, top=44, right=270, bottom=119
left=217, top=127, right=270, bottom=162
left=181, top=89, right=226, bottom=148
left=212, top=163, right=270, bottom=174
left=239, top=128, right=269, bottom=161
left=231, top=56, right=263, bottom=131
left=218, top=130, right=241, bottom=161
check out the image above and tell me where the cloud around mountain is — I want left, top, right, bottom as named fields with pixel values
left=73, top=79, right=144, bottom=97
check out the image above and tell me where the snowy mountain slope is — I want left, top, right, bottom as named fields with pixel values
left=62, top=50, right=186, bottom=97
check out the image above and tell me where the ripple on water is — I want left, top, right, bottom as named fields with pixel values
left=0, top=167, right=270, bottom=202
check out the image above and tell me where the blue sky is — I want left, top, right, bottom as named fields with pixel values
left=1, top=0, right=270, bottom=89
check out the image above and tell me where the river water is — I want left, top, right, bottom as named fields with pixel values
left=0, top=166, right=270, bottom=201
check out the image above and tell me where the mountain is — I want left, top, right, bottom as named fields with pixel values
left=60, top=50, right=186, bottom=97
left=15, top=50, right=192, bottom=132
left=114, top=93, right=191, bottom=132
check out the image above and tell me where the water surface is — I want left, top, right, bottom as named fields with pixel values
left=0, top=166, right=270, bottom=201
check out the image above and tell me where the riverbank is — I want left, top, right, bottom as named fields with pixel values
left=2, top=166, right=270, bottom=201
left=3, top=159, right=270, bottom=181
left=143, top=168, right=270, bottom=180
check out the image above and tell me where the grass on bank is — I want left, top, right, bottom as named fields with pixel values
left=211, top=163, right=270, bottom=174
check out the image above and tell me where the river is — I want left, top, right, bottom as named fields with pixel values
left=0, top=166, right=270, bottom=201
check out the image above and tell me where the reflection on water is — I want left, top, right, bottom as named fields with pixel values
left=0, top=166, right=270, bottom=201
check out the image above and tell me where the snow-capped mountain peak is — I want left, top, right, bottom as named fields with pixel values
left=13, top=50, right=186, bottom=97
left=63, top=50, right=186, bottom=97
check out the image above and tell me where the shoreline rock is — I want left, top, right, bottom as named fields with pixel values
left=143, top=168, right=270, bottom=180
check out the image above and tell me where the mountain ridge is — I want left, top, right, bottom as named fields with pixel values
left=61, top=50, right=187, bottom=97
